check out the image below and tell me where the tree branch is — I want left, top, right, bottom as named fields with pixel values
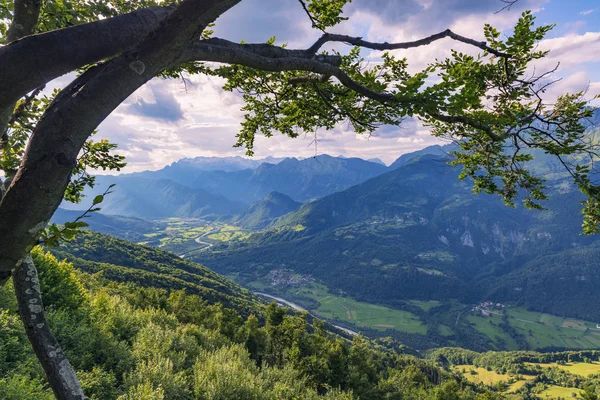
left=0, top=0, right=241, bottom=283
left=183, top=42, right=397, bottom=103
left=0, top=6, right=173, bottom=115
left=296, top=0, right=325, bottom=31
left=306, top=30, right=511, bottom=58
left=184, top=41, right=508, bottom=140
left=13, top=254, right=85, bottom=399
left=201, top=37, right=341, bottom=65
left=428, top=113, right=504, bottom=141
left=0, top=0, right=43, bottom=148
left=6, top=0, right=43, bottom=42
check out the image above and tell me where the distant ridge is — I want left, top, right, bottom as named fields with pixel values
left=232, top=191, right=302, bottom=229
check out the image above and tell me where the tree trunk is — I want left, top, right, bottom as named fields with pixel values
left=13, top=254, right=85, bottom=399
left=0, top=0, right=240, bottom=285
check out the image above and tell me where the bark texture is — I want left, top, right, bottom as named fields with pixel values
left=0, top=6, right=172, bottom=114
left=13, top=254, right=85, bottom=400
left=0, top=0, right=241, bottom=281
left=0, top=0, right=44, bottom=146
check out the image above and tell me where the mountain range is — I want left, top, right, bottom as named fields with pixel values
left=192, top=148, right=600, bottom=323
left=56, top=136, right=600, bottom=328
left=62, top=153, right=391, bottom=219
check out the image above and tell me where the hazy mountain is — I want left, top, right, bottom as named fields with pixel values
left=124, top=156, right=285, bottom=187
left=191, top=154, right=389, bottom=202
left=245, top=154, right=388, bottom=202
left=231, top=192, right=302, bottom=229
left=80, top=155, right=389, bottom=215
left=367, top=158, right=386, bottom=166
left=388, top=144, right=453, bottom=170
left=63, top=176, right=244, bottom=219
left=197, top=152, right=600, bottom=319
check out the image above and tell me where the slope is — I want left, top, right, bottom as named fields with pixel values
left=231, top=191, right=302, bottom=229
left=52, top=231, right=259, bottom=315
left=195, top=153, right=597, bottom=316
left=63, top=176, right=245, bottom=219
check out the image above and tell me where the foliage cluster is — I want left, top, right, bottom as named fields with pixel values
left=0, top=248, right=508, bottom=399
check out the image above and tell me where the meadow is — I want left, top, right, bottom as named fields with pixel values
left=467, top=307, right=600, bottom=350
left=453, top=365, right=535, bottom=393
left=530, top=361, right=600, bottom=377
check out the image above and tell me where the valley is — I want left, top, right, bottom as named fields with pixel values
left=104, top=214, right=600, bottom=353
left=58, top=142, right=600, bottom=355
left=7, top=3, right=600, bottom=397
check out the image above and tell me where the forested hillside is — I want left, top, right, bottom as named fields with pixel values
left=194, top=150, right=600, bottom=326
left=0, top=247, right=504, bottom=399
left=52, top=231, right=259, bottom=316
left=232, top=192, right=302, bottom=229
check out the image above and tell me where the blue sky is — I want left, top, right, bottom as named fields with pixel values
left=85, top=0, right=600, bottom=172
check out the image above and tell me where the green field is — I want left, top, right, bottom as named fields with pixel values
left=407, top=299, right=441, bottom=312
left=454, top=362, right=595, bottom=398
left=207, top=225, right=250, bottom=242
left=466, top=313, right=520, bottom=349
left=454, top=365, right=535, bottom=392
left=139, top=219, right=250, bottom=256
left=467, top=307, right=600, bottom=350
left=532, top=362, right=600, bottom=377
left=538, top=385, right=582, bottom=399
left=256, top=282, right=427, bottom=335
left=316, top=294, right=426, bottom=334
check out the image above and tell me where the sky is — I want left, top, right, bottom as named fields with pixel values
left=74, top=0, right=600, bottom=172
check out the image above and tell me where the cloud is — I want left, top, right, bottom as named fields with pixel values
left=580, top=9, right=595, bottom=16
left=534, top=31, right=600, bottom=71
left=543, top=71, right=600, bottom=103
left=126, top=83, right=184, bottom=122
left=346, top=0, right=545, bottom=34
left=212, top=0, right=318, bottom=47
left=84, top=0, right=600, bottom=174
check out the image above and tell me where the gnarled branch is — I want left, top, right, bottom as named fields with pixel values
left=0, top=6, right=173, bottom=114
left=306, top=30, right=511, bottom=57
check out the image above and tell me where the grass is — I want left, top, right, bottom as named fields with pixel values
left=532, top=362, right=600, bottom=377
left=260, top=282, right=426, bottom=335
left=466, top=307, right=600, bottom=350
left=438, top=324, right=453, bottom=336
left=454, top=366, right=509, bottom=385
left=415, top=267, right=445, bottom=276
left=454, top=365, right=534, bottom=392
left=538, top=385, right=582, bottom=399
left=309, top=288, right=425, bottom=334
left=141, top=219, right=253, bottom=255
left=454, top=363, right=596, bottom=397
left=207, top=225, right=250, bottom=242
left=466, top=314, right=520, bottom=350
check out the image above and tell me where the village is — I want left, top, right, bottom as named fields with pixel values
left=472, top=301, right=507, bottom=317
left=268, top=268, right=315, bottom=287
